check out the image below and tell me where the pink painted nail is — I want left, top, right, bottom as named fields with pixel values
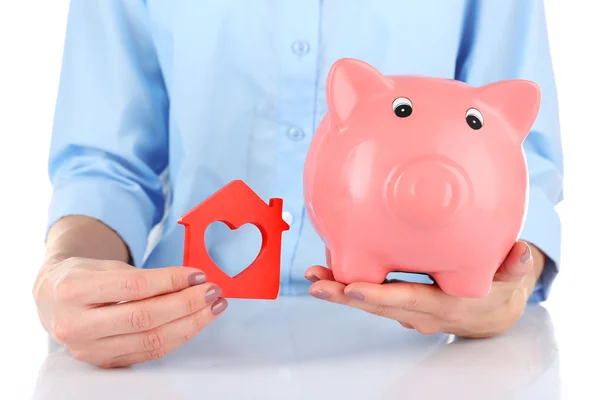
left=188, top=272, right=207, bottom=286
left=211, top=298, right=228, bottom=315
left=520, top=244, right=532, bottom=263
left=346, top=289, right=364, bottom=301
left=205, top=286, right=222, bottom=303
left=311, top=289, right=330, bottom=300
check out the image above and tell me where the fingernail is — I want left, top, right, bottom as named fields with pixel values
left=311, top=289, right=330, bottom=300
left=346, top=289, right=364, bottom=301
left=211, top=298, right=228, bottom=315
left=520, top=244, right=532, bottom=263
left=306, top=274, right=320, bottom=283
left=188, top=272, right=207, bottom=286
left=205, top=286, right=222, bottom=303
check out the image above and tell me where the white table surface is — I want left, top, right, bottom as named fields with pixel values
left=24, top=294, right=594, bottom=400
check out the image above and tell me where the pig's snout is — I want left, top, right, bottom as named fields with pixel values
left=386, top=157, right=472, bottom=227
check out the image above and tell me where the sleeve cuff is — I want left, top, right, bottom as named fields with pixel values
left=518, top=185, right=562, bottom=303
left=46, top=177, right=155, bottom=267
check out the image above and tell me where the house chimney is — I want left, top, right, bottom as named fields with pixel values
left=268, top=198, right=283, bottom=216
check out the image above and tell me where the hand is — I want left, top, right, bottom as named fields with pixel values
left=305, top=241, right=544, bottom=338
left=32, top=257, right=227, bottom=368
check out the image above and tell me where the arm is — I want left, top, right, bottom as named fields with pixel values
left=44, top=216, right=129, bottom=265
left=34, top=2, right=227, bottom=368
left=46, top=0, right=169, bottom=267
left=455, top=0, right=564, bottom=302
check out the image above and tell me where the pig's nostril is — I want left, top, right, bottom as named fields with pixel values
left=386, top=158, right=471, bottom=227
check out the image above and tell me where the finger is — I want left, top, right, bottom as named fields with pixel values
left=87, top=298, right=228, bottom=368
left=305, top=265, right=334, bottom=283
left=342, top=281, right=460, bottom=318
left=85, top=266, right=209, bottom=304
left=310, top=280, right=441, bottom=332
left=494, top=241, right=534, bottom=283
left=79, top=283, right=221, bottom=340
left=309, top=279, right=411, bottom=319
left=309, top=278, right=346, bottom=301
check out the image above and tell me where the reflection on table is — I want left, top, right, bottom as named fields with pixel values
left=32, top=296, right=559, bottom=400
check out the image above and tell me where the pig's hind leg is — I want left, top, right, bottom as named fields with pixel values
left=432, top=268, right=495, bottom=299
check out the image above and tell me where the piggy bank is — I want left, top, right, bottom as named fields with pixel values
left=303, top=58, right=541, bottom=298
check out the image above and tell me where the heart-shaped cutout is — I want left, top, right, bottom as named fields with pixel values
left=204, top=221, right=262, bottom=278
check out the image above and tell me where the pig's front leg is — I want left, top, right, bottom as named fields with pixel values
left=328, top=248, right=388, bottom=285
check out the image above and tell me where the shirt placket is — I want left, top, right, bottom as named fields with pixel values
left=276, top=0, right=322, bottom=295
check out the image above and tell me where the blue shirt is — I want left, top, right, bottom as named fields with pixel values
left=47, top=0, right=563, bottom=302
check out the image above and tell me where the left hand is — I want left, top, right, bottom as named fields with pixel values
left=305, top=241, right=545, bottom=338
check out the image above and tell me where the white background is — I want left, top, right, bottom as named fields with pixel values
left=0, top=1, right=598, bottom=399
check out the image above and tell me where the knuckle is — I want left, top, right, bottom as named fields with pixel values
left=399, top=296, right=419, bottom=311
left=371, top=304, right=388, bottom=317
left=54, top=276, right=77, bottom=303
left=184, top=293, right=203, bottom=314
left=397, top=287, right=419, bottom=310
left=129, top=307, right=153, bottom=331
left=192, top=310, right=208, bottom=332
left=123, top=275, right=148, bottom=298
left=142, top=329, right=167, bottom=352
left=170, top=272, right=188, bottom=292
left=147, top=347, right=168, bottom=361
left=53, top=319, right=76, bottom=343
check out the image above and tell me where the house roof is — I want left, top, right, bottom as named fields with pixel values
left=178, top=180, right=290, bottom=231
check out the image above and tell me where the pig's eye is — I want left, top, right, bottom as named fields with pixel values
left=392, top=97, right=413, bottom=118
left=466, top=108, right=484, bottom=130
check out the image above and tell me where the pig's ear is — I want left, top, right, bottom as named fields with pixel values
left=476, top=79, right=541, bottom=143
left=326, top=58, right=394, bottom=131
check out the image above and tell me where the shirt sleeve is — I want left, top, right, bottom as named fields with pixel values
left=455, top=0, right=564, bottom=302
left=47, top=0, right=169, bottom=267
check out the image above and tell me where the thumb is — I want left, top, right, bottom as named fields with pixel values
left=493, top=241, right=534, bottom=283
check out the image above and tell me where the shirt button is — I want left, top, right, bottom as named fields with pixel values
left=282, top=211, right=294, bottom=226
left=287, top=127, right=305, bottom=141
left=291, top=40, right=310, bottom=56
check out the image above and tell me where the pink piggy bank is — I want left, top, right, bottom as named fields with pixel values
left=303, top=58, right=541, bottom=298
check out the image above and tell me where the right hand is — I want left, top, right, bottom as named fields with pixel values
left=32, top=257, right=227, bottom=368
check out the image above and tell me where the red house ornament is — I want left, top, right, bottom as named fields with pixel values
left=177, top=180, right=290, bottom=299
